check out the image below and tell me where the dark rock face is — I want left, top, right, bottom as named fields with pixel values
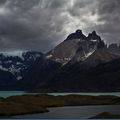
left=66, top=29, right=87, bottom=40
left=46, top=30, right=106, bottom=64
left=0, top=70, right=17, bottom=90
left=87, top=31, right=106, bottom=49
left=77, top=48, right=119, bottom=68
left=0, top=51, right=43, bottom=90
left=108, top=43, right=120, bottom=54
left=32, top=30, right=120, bottom=92
left=0, top=51, right=42, bottom=80
left=0, top=29, right=119, bottom=92
left=88, top=31, right=101, bottom=41
left=45, top=30, right=89, bottom=64
left=42, top=58, right=120, bottom=92
left=109, top=44, right=118, bottom=49
left=20, top=57, right=62, bottom=90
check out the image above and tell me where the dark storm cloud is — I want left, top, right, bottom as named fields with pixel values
left=0, top=0, right=119, bottom=52
left=0, top=0, right=68, bottom=52
left=68, top=0, right=94, bottom=17
left=0, top=0, right=7, bottom=5
left=94, top=0, right=120, bottom=44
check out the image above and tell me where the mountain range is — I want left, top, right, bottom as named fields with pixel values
left=0, top=51, right=42, bottom=90
left=0, top=30, right=120, bottom=92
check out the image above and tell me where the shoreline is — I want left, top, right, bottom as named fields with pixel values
left=91, top=112, right=120, bottom=119
left=1, top=91, right=120, bottom=98
left=13, top=105, right=120, bottom=119
left=0, top=94, right=120, bottom=118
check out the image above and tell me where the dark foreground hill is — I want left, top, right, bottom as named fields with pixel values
left=0, top=70, right=17, bottom=90
left=41, top=58, right=120, bottom=92
left=0, top=94, right=119, bottom=117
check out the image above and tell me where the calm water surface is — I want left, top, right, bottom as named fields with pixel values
left=0, top=91, right=25, bottom=98
left=0, top=91, right=120, bottom=98
left=13, top=105, right=120, bottom=119
left=49, top=92, right=120, bottom=97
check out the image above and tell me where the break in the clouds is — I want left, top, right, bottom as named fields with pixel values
left=0, top=0, right=120, bottom=52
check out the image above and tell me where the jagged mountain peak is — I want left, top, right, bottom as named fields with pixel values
left=66, top=29, right=86, bottom=40
left=87, top=31, right=106, bottom=49
left=46, top=29, right=107, bottom=64
left=87, top=30, right=101, bottom=41
left=20, top=30, right=120, bottom=92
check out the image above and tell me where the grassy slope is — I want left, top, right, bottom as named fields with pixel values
left=91, top=112, right=120, bottom=119
left=0, top=94, right=119, bottom=117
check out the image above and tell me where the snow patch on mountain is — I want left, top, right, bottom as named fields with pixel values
left=2, top=51, right=25, bottom=60
left=0, top=51, right=42, bottom=80
left=46, top=55, right=53, bottom=59
left=85, top=50, right=95, bottom=58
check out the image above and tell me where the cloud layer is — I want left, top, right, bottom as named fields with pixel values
left=0, top=0, right=119, bottom=52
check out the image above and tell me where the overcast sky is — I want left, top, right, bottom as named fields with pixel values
left=0, top=0, right=120, bottom=52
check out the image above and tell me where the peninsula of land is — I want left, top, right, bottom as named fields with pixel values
left=0, top=94, right=119, bottom=118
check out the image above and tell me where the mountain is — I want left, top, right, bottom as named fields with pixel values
left=1, top=29, right=119, bottom=92
left=0, top=69, right=17, bottom=90
left=39, top=46, right=120, bottom=92
left=46, top=30, right=88, bottom=64
left=24, top=30, right=119, bottom=92
left=66, top=29, right=86, bottom=40
left=0, top=51, right=43, bottom=90
left=40, top=57, right=120, bottom=92
left=108, top=43, right=120, bottom=55
left=0, top=51, right=42, bottom=80
left=20, top=57, right=62, bottom=90
left=70, top=48, right=119, bottom=68
left=46, top=30, right=106, bottom=64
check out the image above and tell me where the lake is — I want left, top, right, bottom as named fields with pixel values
left=0, top=91, right=120, bottom=98
left=13, top=105, right=120, bottom=119
left=0, top=91, right=25, bottom=98
left=0, top=91, right=120, bottom=119
left=49, top=92, right=120, bottom=97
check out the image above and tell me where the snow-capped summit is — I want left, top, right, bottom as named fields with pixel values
left=1, top=51, right=24, bottom=59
